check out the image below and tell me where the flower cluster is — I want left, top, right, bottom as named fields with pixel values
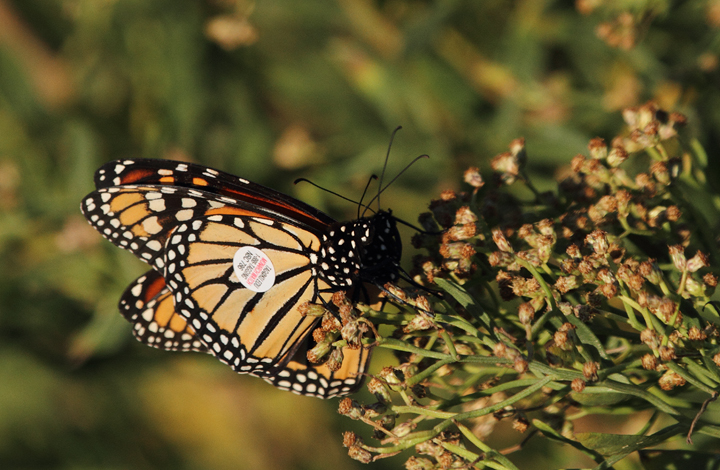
left=300, top=291, right=374, bottom=370
left=339, top=103, right=720, bottom=468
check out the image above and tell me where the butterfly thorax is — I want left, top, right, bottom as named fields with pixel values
left=315, top=210, right=401, bottom=289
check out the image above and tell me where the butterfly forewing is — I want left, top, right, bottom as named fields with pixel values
left=93, top=159, right=335, bottom=230
left=163, top=213, right=334, bottom=374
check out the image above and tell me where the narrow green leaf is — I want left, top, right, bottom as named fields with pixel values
left=434, top=277, right=494, bottom=331
left=570, top=386, right=631, bottom=406
left=533, top=419, right=606, bottom=464
left=565, top=313, right=610, bottom=360
left=577, top=424, right=684, bottom=456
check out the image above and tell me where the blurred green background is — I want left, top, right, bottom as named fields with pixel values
left=1, top=0, right=719, bottom=469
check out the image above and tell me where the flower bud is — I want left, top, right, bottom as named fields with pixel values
left=307, top=340, right=332, bottom=363
left=393, top=421, right=417, bottom=438
left=616, top=189, right=632, bottom=217
left=405, top=457, right=435, bottom=470
left=488, top=250, right=514, bottom=267
left=492, top=228, right=513, bottom=253
left=685, top=277, right=706, bottom=297
left=607, top=145, right=628, bottom=167
left=659, top=371, right=686, bottom=391
left=518, top=302, right=535, bottom=325
left=668, top=245, right=687, bottom=271
left=321, top=312, right=342, bottom=332
left=588, top=137, right=607, bottom=160
left=341, top=320, right=360, bottom=347
left=367, top=377, right=391, bottom=403
left=378, top=367, right=405, bottom=392
left=687, top=251, right=709, bottom=273
left=688, top=326, right=707, bottom=341
left=583, top=361, right=599, bottom=381
left=347, top=443, right=372, bottom=463
left=338, top=398, right=364, bottom=420
left=404, top=313, right=436, bottom=333
left=492, top=151, right=520, bottom=184
left=659, top=346, right=676, bottom=361
left=512, top=415, right=530, bottom=433
left=514, top=356, right=528, bottom=374
left=298, top=302, right=327, bottom=317
left=641, top=354, right=658, bottom=370
left=463, top=167, right=484, bottom=188
left=639, top=260, right=662, bottom=284
left=566, top=244, right=582, bottom=259
left=571, top=378, right=586, bottom=392
left=493, top=342, right=507, bottom=359
left=554, top=330, right=569, bottom=349
left=640, top=328, right=659, bottom=350
left=586, top=230, right=609, bottom=255
left=326, top=347, right=344, bottom=371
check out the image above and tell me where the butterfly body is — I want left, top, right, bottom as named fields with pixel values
left=317, top=211, right=401, bottom=289
left=82, top=159, right=401, bottom=398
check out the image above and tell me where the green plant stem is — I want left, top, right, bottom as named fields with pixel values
left=435, top=376, right=555, bottom=428
left=405, top=357, right=455, bottom=387
left=617, top=295, right=659, bottom=332
left=455, top=422, right=521, bottom=470
left=617, top=286, right=643, bottom=330
left=376, top=337, right=451, bottom=359
left=440, top=329, right=459, bottom=360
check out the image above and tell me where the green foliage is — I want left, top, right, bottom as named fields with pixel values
left=1, top=0, right=719, bottom=469
left=338, top=105, right=720, bottom=468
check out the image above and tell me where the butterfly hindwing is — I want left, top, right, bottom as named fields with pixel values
left=119, top=270, right=209, bottom=353
left=265, top=334, right=371, bottom=397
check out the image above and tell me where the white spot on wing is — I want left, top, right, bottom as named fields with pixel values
left=176, top=209, right=194, bottom=221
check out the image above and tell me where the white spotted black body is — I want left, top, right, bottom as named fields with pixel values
left=316, top=211, right=401, bottom=290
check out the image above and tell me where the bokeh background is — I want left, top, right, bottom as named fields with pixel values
left=1, top=1, right=719, bottom=469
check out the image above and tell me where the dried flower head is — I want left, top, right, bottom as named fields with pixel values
left=464, top=167, right=485, bottom=188
left=583, top=361, right=599, bottom=381
left=659, top=371, right=686, bottom=391
left=512, top=415, right=530, bottom=433
left=641, top=354, right=658, bottom=370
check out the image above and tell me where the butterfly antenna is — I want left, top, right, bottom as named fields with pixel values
left=294, top=178, right=370, bottom=210
left=393, top=214, right=443, bottom=235
left=362, top=153, right=429, bottom=217
left=357, top=175, right=379, bottom=219
left=377, top=126, right=403, bottom=212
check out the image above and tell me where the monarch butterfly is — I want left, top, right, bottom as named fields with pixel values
left=81, top=158, right=402, bottom=398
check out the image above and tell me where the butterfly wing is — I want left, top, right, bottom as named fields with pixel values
left=121, top=266, right=367, bottom=398
left=163, top=212, right=333, bottom=375
left=82, top=159, right=370, bottom=397
left=266, top=335, right=371, bottom=398
left=119, top=270, right=208, bottom=353
left=115, top=214, right=367, bottom=397
left=93, top=159, right=335, bottom=229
